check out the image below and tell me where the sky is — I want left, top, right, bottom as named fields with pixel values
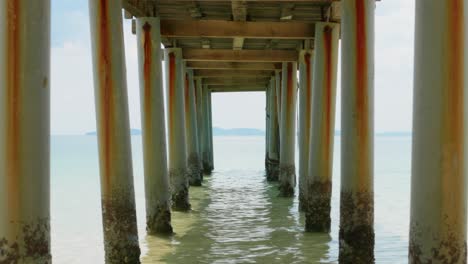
left=51, top=0, right=415, bottom=135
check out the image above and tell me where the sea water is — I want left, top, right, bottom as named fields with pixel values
left=51, top=135, right=410, bottom=263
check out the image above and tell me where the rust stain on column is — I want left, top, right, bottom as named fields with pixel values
left=304, top=53, right=312, bottom=149
left=5, top=0, right=21, bottom=222
left=143, top=22, right=152, bottom=131
left=184, top=74, right=190, bottom=113
left=443, top=0, right=465, bottom=220
left=97, top=0, right=114, bottom=193
left=355, top=0, right=369, bottom=189
left=323, top=26, right=333, bottom=176
left=168, top=52, right=176, bottom=140
left=286, top=63, right=294, bottom=119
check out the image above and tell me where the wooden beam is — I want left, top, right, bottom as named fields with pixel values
left=160, top=20, right=315, bottom=39
left=231, top=1, right=247, bottom=50
left=186, top=61, right=282, bottom=70
left=194, top=69, right=273, bottom=77
left=202, top=77, right=270, bottom=85
left=209, top=85, right=266, bottom=93
left=183, top=49, right=298, bottom=62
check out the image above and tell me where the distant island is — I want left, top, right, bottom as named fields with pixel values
left=85, top=128, right=411, bottom=137
left=85, top=127, right=265, bottom=136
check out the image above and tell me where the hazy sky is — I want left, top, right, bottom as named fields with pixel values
left=51, top=0, right=414, bottom=135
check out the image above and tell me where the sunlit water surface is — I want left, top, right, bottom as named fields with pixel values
left=51, top=135, right=410, bottom=263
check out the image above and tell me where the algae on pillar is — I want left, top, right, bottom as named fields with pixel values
left=278, top=62, right=298, bottom=197
left=409, top=1, right=467, bottom=263
left=305, top=23, right=339, bottom=232
left=136, top=17, right=172, bottom=234
left=339, top=0, right=375, bottom=262
left=0, top=1, right=51, bottom=262
left=184, top=69, right=202, bottom=186
left=297, top=50, right=314, bottom=211
left=164, top=48, right=190, bottom=211
left=267, top=77, right=280, bottom=182
left=89, top=0, right=141, bottom=261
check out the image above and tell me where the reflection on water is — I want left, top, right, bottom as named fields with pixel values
left=142, top=170, right=334, bottom=264
left=51, top=136, right=410, bottom=263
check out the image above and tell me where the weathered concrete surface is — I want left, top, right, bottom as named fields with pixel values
left=89, top=0, right=141, bottom=262
left=339, top=0, right=375, bottom=262
left=164, top=48, right=190, bottom=211
left=298, top=50, right=313, bottom=211
left=136, top=17, right=172, bottom=234
left=195, top=78, right=205, bottom=180
left=267, top=77, right=280, bottom=182
left=184, top=69, right=202, bottom=186
left=305, top=23, right=339, bottom=232
left=409, top=1, right=467, bottom=263
left=278, top=62, right=298, bottom=197
left=202, top=85, right=213, bottom=174
left=0, top=3, right=51, bottom=263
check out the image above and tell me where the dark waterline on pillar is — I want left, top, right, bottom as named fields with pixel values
left=305, top=181, right=332, bottom=232
left=338, top=191, right=375, bottom=263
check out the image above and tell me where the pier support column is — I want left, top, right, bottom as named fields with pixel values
left=164, top=48, right=190, bottom=211
left=265, top=87, right=271, bottom=172
left=0, top=1, right=51, bottom=262
left=339, top=0, right=375, bottom=262
left=305, top=23, right=339, bottom=232
left=89, top=0, right=141, bottom=262
left=136, top=17, right=172, bottom=234
left=208, top=92, right=214, bottom=170
left=409, top=1, right=467, bottom=263
left=298, top=50, right=314, bottom=211
left=195, top=78, right=204, bottom=180
left=202, top=85, right=212, bottom=174
left=267, top=77, right=280, bottom=181
left=185, top=69, right=202, bottom=186
left=279, top=62, right=298, bottom=197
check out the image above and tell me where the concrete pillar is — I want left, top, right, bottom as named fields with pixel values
left=0, top=1, right=51, bottom=262
left=275, top=70, right=282, bottom=126
left=88, top=0, right=141, bottom=262
left=409, top=1, right=467, bottom=263
left=136, top=17, right=172, bottom=234
left=305, top=23, right=339, bottom=232
left=265, top=87, right=271, bottom=172
left=184, top=69, right=202, bottom=186
left=208, top=92, right=214, bottom=170
left=278, top=62, right=298, bottom=197
left=339, top=0, right=375, bottom=262
left=267, top=77, right=280, bottom=181
left=164, top=48, right=190, bottom=211
left=202, top=85, right=212, bottom=174
left=297, top=50, right=314, bottom=211
left=195, top=78, right=204, bottom=179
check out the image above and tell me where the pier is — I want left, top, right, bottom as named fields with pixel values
left=1, top=0, right=467, bottom=263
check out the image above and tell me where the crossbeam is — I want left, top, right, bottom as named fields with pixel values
left=160, top=20, right=315, bottom=39
left=183, top=49, right=298, bottom=62
left=194, top=69, right=273, bottom=77
left=202, top=77, right=270, bottom=85
left=209, top=85, right=266, bottom=93
left=186, top=61, right=282, bottom=70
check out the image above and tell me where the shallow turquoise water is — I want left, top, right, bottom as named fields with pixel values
left=51, top=135, right=410, bottom=263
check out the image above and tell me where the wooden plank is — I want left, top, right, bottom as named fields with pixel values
left=231, top=1, right=247, bottom=50
left=209, top=85, right=266, bottom=93
left=183, top=49, right=298, bottom=62
left=186, top=61, right=282, bottom=70
left=194, top=69, right=273, bottom=77
left=202, top=77, right=270, bottom=85
left=160, top=20, right=315, bottom=39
